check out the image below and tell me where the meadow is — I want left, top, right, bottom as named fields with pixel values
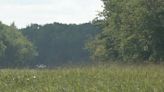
left=0, top=64, right=164, bottom=92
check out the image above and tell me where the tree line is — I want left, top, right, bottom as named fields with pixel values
left=0, top=0, right=163, bottom=68
left=21, top=23, right=100, bottom=66
left=0, top=22, right=100, bottom=67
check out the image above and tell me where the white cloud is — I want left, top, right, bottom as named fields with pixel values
left=0, top=0, right=103, bottom=28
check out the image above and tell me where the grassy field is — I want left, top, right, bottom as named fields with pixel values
left=0, top=64, right=164, bottom=92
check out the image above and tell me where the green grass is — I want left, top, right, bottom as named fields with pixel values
left=0, top=64, right=164, bottom=92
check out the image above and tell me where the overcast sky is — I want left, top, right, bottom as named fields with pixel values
left=0, top=0, right=103, bottom=28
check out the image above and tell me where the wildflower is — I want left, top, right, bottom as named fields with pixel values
left=33, top=76, right=36, bottom=79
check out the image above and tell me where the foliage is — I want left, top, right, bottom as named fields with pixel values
left=0, top=22, right=36, bottom=67
left=21, top=23, right=101, bottom=66
left=87, top=0, right=164, bottom=63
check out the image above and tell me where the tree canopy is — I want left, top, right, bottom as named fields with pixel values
left=87, top=0, right=164, bottom=63
left=21, top=23, right=101, bottom=66
left=0, top=22, right=36, bottom=67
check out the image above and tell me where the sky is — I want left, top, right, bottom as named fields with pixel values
left=0, top=0, right=103, bottom=28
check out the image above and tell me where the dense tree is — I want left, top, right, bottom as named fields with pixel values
left=21, top=23, right=101, bottom=66
left=87, top=0, right=164, bottom=63
left=0, top=22, right=36, bottom=67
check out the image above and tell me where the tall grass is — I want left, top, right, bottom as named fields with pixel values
left=0, top=64, right=163, bottom=92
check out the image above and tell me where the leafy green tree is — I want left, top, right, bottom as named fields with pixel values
left=0, top=22, right=36, bottom=67
left=87, top=0, right=164, bottom=63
